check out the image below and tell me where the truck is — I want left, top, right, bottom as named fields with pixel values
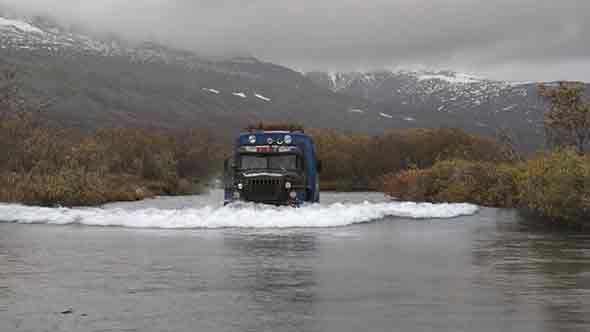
left=223, top=125, right=322, bottom=206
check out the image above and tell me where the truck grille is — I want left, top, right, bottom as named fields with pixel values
left=244, top=178, right=283, bottom=201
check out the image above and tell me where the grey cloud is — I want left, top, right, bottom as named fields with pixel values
left=1, top=0, right=589, bottom=81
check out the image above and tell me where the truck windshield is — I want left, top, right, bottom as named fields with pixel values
left=240, top=154, right=301, bottom=170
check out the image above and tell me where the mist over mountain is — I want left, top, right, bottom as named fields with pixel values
left=2, top=0, right=590, bottom=82
left=1, top=10, right=587, bottom=152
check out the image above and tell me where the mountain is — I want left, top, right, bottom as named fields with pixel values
left=305, top=70, right=555, bottom=152
left=0, top=13, right=376, bottom=134
left=0, top=11, right=579, bottom=152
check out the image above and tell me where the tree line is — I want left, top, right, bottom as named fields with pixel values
left=311, top=127, right=508, bottom=191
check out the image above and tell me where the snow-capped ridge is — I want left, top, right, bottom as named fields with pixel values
left=306, top=68, right=536, bottom=118
left=417, top=72, right=482, bottom=84
left=0, top=17, right=43, bottom=34
left=0, top=13, right=273, bottom=80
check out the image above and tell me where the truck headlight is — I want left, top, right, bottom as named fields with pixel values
left=284, top=135, right=293, bottom=144
left=237, top=183, right=243, bottom=190
left=285, top=182, right=292, bottom=189
left=248, top=135, right=257, bottom=144
left=289, top=191, right=297, bottom=199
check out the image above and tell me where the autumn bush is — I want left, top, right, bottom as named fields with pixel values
left=517, top=149, right=590, bottom=224
left=381, top=149, right=590, bottom=225
left=312, top=128, right=506, bottom=190
left=0, top=110, right=223, bottom=206
left=381, top=160, right=520, bottom=208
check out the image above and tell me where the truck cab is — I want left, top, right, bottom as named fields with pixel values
left=224, top=127, right=321, bottom=206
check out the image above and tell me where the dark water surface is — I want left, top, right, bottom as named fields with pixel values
left=1, top=193, right=590, bottom=332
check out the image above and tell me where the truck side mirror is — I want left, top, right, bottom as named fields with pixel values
left=317, top=160, right=323, bottom=173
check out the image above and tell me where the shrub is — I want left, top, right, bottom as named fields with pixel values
left=312, top=128, right=507, bottom=191
left=381, top=160, right=520, bottom=208
left=517, top=149, right=590, bottom=224
left=380, top=168, right=431, bottom=202
left=0, top=117, right=221, bottom=206
left=381, top=149, right=590, bottom=226
left=0, top=171, right=155, bottom=207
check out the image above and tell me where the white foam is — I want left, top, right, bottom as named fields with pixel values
left=379, top=112, right=393, bottom=119
left=0, top=201, right=478, bottom=229
left=232, top=92, right=247, bottom=98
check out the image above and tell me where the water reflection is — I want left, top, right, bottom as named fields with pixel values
left=471, top=209, right=590, bottom=332
left=223, top=231, right=318, bottom=332
left=0, top=226, right=24, bottom=312
left=2, top=198, right=590, bottom=332
left=0, top=231, right=12, bottom=310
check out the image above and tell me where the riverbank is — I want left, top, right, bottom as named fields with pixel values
left=381, top=148, right=590, bottom=227
left=0, top=173, right=208, bottom=207
left=0, top=112, right=224, bottom=207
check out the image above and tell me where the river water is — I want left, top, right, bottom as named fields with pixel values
left=1, top=191, right=589, bottom=332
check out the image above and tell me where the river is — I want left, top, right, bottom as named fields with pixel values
left=1, top=191, right=589, bottom=331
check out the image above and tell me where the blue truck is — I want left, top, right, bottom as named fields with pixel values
left=223, top=126, right=322, bottom=206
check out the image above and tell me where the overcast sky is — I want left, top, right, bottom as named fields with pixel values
left=2, top=0, right=589, bottom=81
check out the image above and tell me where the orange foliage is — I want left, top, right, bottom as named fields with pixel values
left=311, top=128, right=506, bottom=191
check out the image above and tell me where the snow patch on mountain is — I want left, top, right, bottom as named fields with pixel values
left=502, top=104, right=517, bottom=111
left=508, top=81, right=535, bottom=87
left=349, top=109, right=365, bottom=113
left=254, top=93, right=271, bottom=101
left=418, top=72, right=482, bottom=84
left=202, top=88, right=220, bottom=94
